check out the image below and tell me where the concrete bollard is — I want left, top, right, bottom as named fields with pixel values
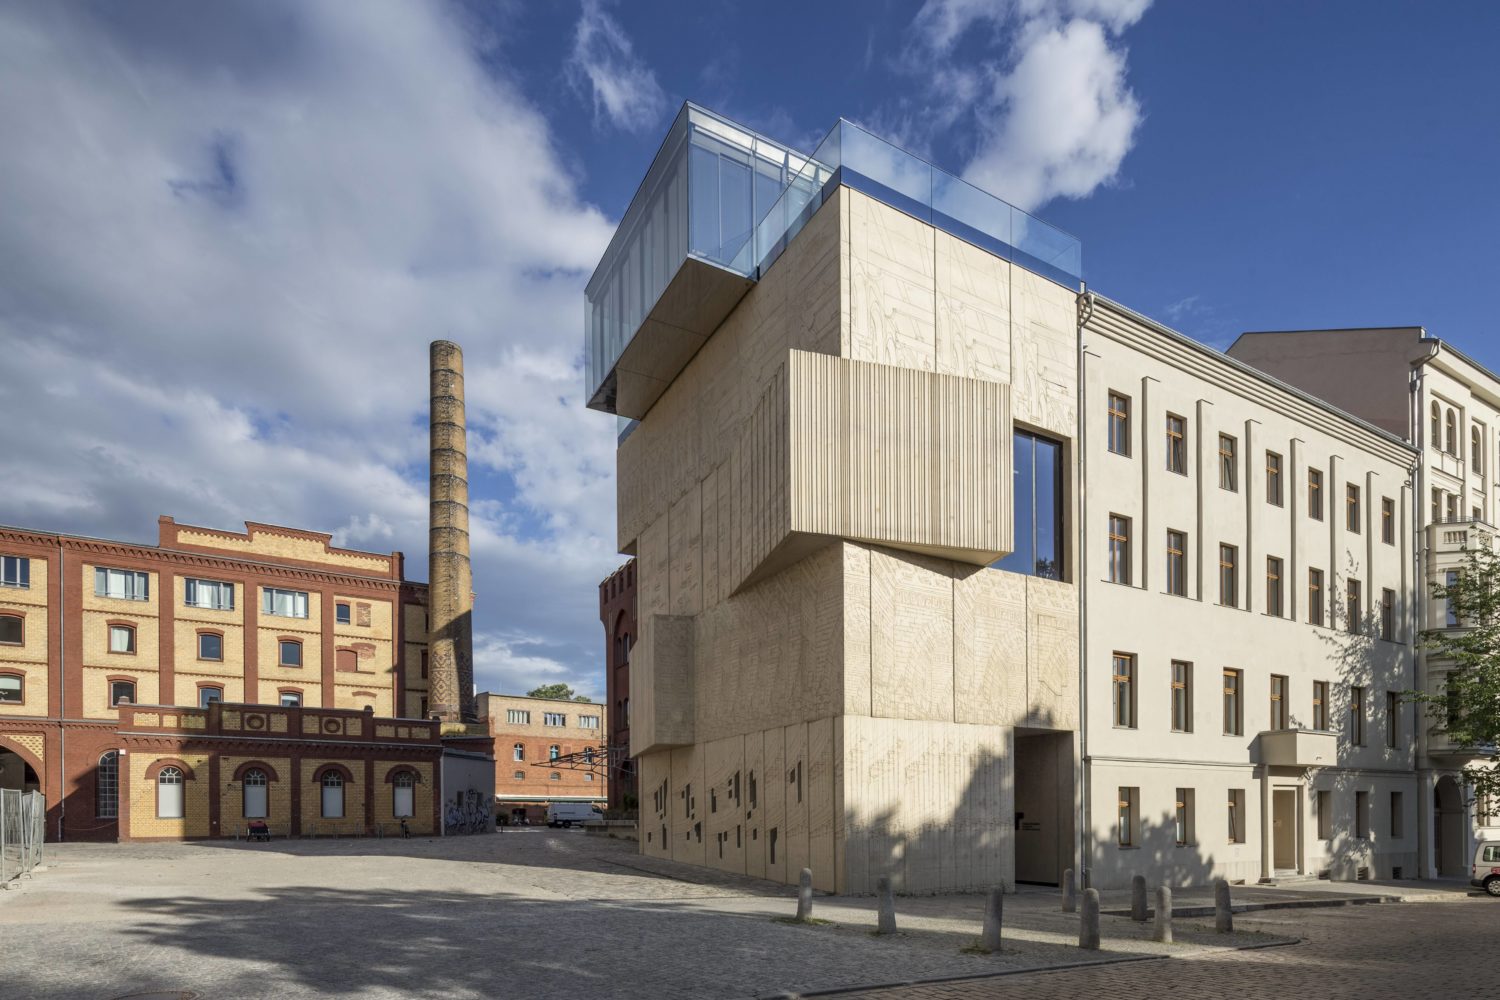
left=979, top=885, right=1004, bottom=952
left=1062, top=868, right=1077, bottom=913
left=1079, top=888, right=1101, bottom=950
left=1214, top=878, right=1233, bottom=933
left=1153, top=886, right=1173, bottom=943
left=876, top=875, right=898, bottom=934
left=1130, top=874, right=1148, bottom=922
left=795, top=868, right=814, bottom=921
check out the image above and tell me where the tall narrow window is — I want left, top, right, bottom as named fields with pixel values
left=1219, top=544, right=1238, bottom=607
left=1350, top=685, right=1366, bottom=746
left=1432, top=487, right=1444, bottom=525
left=1270, top=674, right=1289, bottom=730
left=1107, top=392, right=1131, bottom=456
left=1218, top=434, right=1238, bottom=491
left=1175, top=788, right=1194, bottom=847
left=1112, top=653, right=1136, bottom=728
left=1313, top=680, right=1329, bottom=731
left=1171, top=661, right=1193, bottom=733
left=1118, top=787, right=1138, bottom=847
left=1346, top=578, right=1362, bottom=633
left=1166, top=530, right=1187, bottom=596
left=1265, top=451, right=1283, bottom=506
left=1346, top=484, right=1361, bottom=533
left=1108, top=515, right=1132, bottom=585
left=1316, top=789, right=1332, bottom=839
left=1474, top=426, right=1484, bottom=473
left=321, top=771, right=345, bottom=818
left=1266, top=556, right=1283, bottom=617
left=996, top=430, right=1064, bottom=580
left=96, top=751, right=118, bottom=819
left=1381, top=497, right=1395, bottom=544
left=1308, top=468, right=1324, bottom=520
left=1223, top=669, right=1243, bottom=736
left=513, top=743, right=524, bottom=762
left=1447, top=493, right=1459, bottom=522
left=157, top=766, right=185, bottom=819
left=1446, top=570, right=1460, bottom=627
left=1309, top=568, right=1325, bottom=626
left=1391, top=791, right=1404, bottom=838
left=1355, top=791, right=1370, bottom=838
left=1386, top=691, right=1399, bottom=748
left=1166, top=414, right=1187, bottom=474
left=1430, top=401, right=1442, bottom=447
left=1228, top=789, right=1245, bottom=843
left=1446, top=409, right=1456, bottom=455
left=1381, top=588, right=1395, bottom=641
left=394, top=771, right=415, bottom=818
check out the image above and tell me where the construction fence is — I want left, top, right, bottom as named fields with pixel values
left=0, top=789, right=45, bottom=887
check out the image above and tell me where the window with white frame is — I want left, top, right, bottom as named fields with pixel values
left=321, top=771, right=345, bottom=818
left=279, top=691, right=301, bottom=707
left=513, top=743, right=525, bottom=761
left=507, top=709, right=530, bottom=725
left=184, top=577, right=234, bottom=610
left=0, top=555, right=29, bottom=589
left=543, top=712, right=566, bottom=726
left=580, top=715, right=600, bottom=729
left=262, top=588, right=310, bottom=619
left=157, top=766, right=185, bottom=819
left=95, top=567, right=149, bottom=601
left=242, top=768, right=268, bottom=818
left=548, top=744, right=560, bottom=761
left=96, top=751, right=118, bottom=818
left=393, top=771, right=415, bottom=818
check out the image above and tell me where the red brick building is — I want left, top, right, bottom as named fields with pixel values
left=0, top=515, right=448, bottom=841
left=599, top=559, right=635, bottom=810
left=478, top=692, right=606, bottom=823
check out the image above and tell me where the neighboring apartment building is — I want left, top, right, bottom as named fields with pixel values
left=599, top=559, right=636, bottom=810
left=1084, top=301, right=1419, bottom=887
left=586, top=105, right=1082, bottom=894
left=478, top=692, right=607, bottom=823
left=0, top=515, right=441, bottom=840
left=1228, top=328, right=1500, bottom=877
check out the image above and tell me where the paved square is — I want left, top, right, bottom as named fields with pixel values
left=0, top=833, right=1487, bottom=999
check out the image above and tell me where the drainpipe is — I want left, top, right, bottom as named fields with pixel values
left=1410, top=346, right=1437, bottom=877
left=1076, top=287, right=1094, bottom=887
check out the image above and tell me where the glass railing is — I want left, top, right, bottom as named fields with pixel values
left=753, top=119, right=1082, bottom=288
left=585, top=109, right=1083, bottom=413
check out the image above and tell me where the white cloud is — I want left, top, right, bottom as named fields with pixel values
left=905, top=0, right=1150, bottom=210
left=566, top=0, right=669, bottom=133
left=0, top=1, right=622, bottom=699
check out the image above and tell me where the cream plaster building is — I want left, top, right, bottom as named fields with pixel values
left=1229, top=328, right=1500, bottom=878
left=584, top=104, right=1432, bottom=894
left=1085, top=302, right=1419, bottom=888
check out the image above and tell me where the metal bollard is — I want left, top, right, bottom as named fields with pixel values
left=1214, top=878, right=1233, bottom=933
left=1079, top=888, right=1101, bottom=950
left=979, top=885, right=1004, bottom=952
left=1153, top=886, right=1173, bottom=943
left=876, top=875, right=898, bottom=934
left=1062, top=867, right=1077, bottom=913
left=795, top=868, right=814, bottom=921
left=1131, top=874, right=1148, bottom=922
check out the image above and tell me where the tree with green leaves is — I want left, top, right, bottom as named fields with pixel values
left=526, top=683, right=592, bottom=703
left=1417, top=544, right=1500, bottom=805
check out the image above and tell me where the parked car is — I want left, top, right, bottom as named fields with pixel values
left=547, top=802, right=603, bottom=828
left=1471, top=840, right=1500, bottom=896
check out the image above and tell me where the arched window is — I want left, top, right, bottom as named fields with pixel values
left=321, top=771, right=344, bottom=818
left=96, top=751, right=118, bottom=819
left=157, top=766, right=184, bottom=819
left=1446, top=409, right=1457, bottom=455
left=242, top=768, right=268, bottom=818
left=1474, top=426, right=1484, bottom=474
left=513, top=743, right=525, bottom=762
left=548, top=744, right=560, bottom=761
left=1431, top=401, right=1442, bottom=446
left=393, top=770, right=415, bottom=818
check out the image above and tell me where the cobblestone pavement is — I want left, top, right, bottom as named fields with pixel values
left=834, top=897, right=1500, bottom=1000
left=0, top=832, right=1470, bottom=1000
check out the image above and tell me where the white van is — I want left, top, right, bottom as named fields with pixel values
left=547, top=802, right=603, bottom=828
left=1470, top=840, right=1500, bottom=896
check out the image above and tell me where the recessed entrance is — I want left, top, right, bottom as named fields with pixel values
left=0, top=747, right=40, bottom=793
left=1013, top=730, right=1073, bottom=886
left=1272, top=787, right=1298, bottom=873
left=1435, top=775, right=1465, bottom=877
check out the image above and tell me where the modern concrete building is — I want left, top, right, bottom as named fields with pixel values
left=477, top=691, right=608, bottom=823
left=1229, top=328, right=1500, bottom=877
left=1085, top=303, right=1419, bottom=887
left=586, top=105, right=1083, bottom=894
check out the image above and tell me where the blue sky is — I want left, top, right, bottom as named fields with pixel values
left=2, top=0, right=1497, bottom=702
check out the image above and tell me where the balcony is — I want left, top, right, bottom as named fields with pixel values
left=1427, top=517, right=1496, bottom=556
left=1254, top=728, right=1337, bottom=768
left=585, top=105, right=1083, bottom=419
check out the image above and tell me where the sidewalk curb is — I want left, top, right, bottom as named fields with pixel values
left=1100, top=894, right=1401, bottom=919
left=762, top=936, right=1303, bottom=999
